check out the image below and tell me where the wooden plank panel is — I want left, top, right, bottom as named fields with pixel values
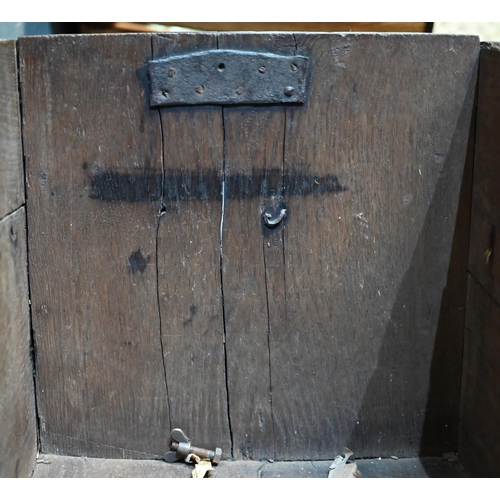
left=0, top=40, right=24, bottom=219
left=219, top=32, right=296, bottom=460
left=0, top=209, right=37, bottom=477
left=0, top=40, right=36, bottom=477
left=460, top=274, right=500, bottom=477
left=268, top=34, right=478, bottom=459
left=152, top=33, right=231, bottom=457
left=19, top=35, right=169, bottom=458
left=468, top=43, right=500, bottom=304
left=418, top=76, right=477, bottom=457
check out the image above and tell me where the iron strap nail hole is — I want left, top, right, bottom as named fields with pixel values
left=149, top=49, right=309, bottom=106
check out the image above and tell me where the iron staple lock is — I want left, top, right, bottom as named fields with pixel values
left=148, top=49, right=309, bottom=107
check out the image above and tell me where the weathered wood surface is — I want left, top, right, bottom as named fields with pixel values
left=32, top=454, right=467, bottom=478
left=20, top=33, right=479, bottom=461
left=0, top=209, right=37, bottom=477
left=220, top=32, right=294, bottom=460
left=152, top=33, right=231, bottom=457
left=460, top=275, right=500, bottom=477
left=19, top=35, right=170, bottom=458
left=0, top=39, right=36, bottom=478
left=219, top=34, right=478, bottom=460
left=0, top=40, right=24, bottom=219
left=418, top=62, right=478, bottom=457
left=468, top=43, right=500, bottom=304
left=460, top=43, right=500, bottom=478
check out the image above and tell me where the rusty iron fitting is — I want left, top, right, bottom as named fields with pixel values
left=171, top=441, right=222, bottom=464
left=164, top=428, right=222, bottom=465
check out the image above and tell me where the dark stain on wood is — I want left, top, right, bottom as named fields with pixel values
left=128, top=249, right=150, bottom=274
left=19, top=34, right=170, bottom=459
left=88, top=168, right=345, bottom=203
left=17, top=32, right=482, bottom=463
left=153, top=31, right=232, bottom=459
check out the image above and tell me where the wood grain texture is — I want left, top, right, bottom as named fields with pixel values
left=19, top=34, right=169, bottom=458
left=0, top=40, right=24, bottom=219
left=468, top=43, right=500, bottom=304
left=17, top=33, right=480, bottom=463
left=460, top=274, right=500, bottom=477
left=0, top=208, right=37, bottom=477
left=32, top=454, right=467, bottom=478
left=460, top=43, right=500, bottom=478
left=219, top=32, right=296, bottom=460
left=152, top=33, right=231, bottom=457
left=265, top=34, right=477, bottom=459
left=213, top=34, right=478, bottom=460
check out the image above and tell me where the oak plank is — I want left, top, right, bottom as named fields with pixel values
left=0, top=40, right=36, bottom=477
left=468, top=43, right=500, bottom=304
left=19, top=34, right=169, bottom=458
left=461, top=43, right=500, bottom=477
left=0, top=209, right=37, bottom=477
left=0, top=40, right=24, bottom=219
left=152, top=33, right=231, bottom=457
left=460, top=274, right=500, bottom=477
left=270, top=34, right=479, bottom=459
left=418, top=73, right=477, bottom=457
left=219, top=32, right=297, bottom=461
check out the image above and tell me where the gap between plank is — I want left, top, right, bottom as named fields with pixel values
left=16, top=39, right=41, bottom=460
left=218, top=31, right=235, bottom=459
left=220, top=104, right=234, bottom=458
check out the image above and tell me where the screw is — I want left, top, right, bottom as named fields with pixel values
left=167, top=67, right=176, bottom=77
left=259, top=66, right=267, bottom=74
left=291, top=63, right=298, bottom=72
left=195, top=85, right=204, bottom=95
left=284, top=86, right=295, bottom=97
left=162, top=90, right=169, bottom=98
left=235, top=86, right=244, bottom=95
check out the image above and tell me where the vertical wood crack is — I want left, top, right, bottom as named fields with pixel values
left=16, top=39, right=41, bottom=457
left=262, top=233, right=276, bottom=458
left=152, top=35, right=172, bottom=431
left=220, top=105, right=234, bottom=457
left=218, top=33, right=234, bottom=457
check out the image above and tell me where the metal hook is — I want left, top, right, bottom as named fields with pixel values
left=263, top=207, right=287, bottom=228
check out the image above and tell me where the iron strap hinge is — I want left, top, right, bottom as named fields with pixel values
left=148, top=49, right=309, bottom=107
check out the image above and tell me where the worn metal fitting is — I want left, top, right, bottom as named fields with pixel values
left=164, top=428, right=222, bottom=465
